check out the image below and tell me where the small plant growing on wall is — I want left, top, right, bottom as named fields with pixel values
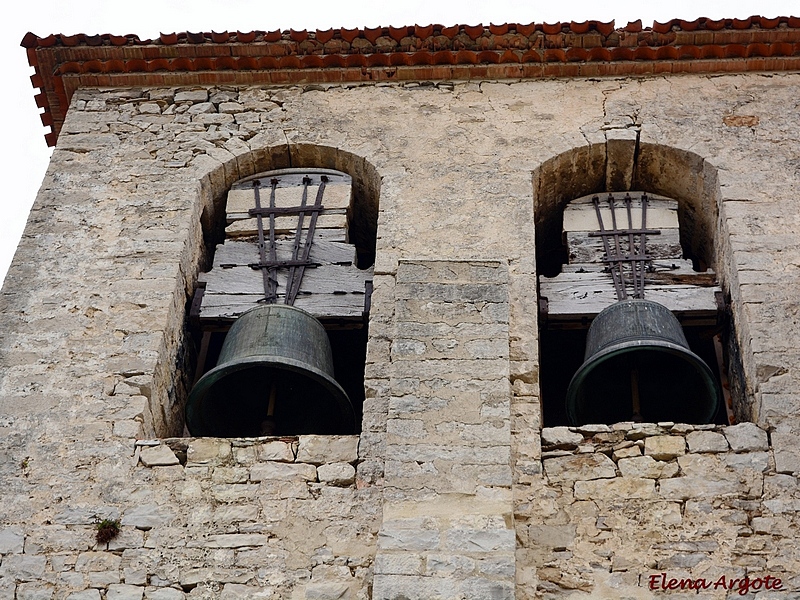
left=95, top=519, right=121, bottom=546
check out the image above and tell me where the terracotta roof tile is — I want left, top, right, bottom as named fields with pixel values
left=21, top=17, right=800, bottom=146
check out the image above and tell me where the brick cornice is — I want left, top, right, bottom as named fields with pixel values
left=21, top=17, right=800, bottom=146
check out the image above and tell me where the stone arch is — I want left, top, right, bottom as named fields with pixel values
left=146, top=144, right=382, bottom=437
left=533, top=141, right=723, bottom=280
left=197, top=143, right=381, bottom=272
left=532, top=139, right=751, bottom=422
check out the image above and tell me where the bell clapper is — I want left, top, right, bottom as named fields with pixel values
left=631, top=368, right=642, bottom=422
left=259, top=383, right=278, bottom=436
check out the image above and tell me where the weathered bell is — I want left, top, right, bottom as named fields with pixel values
left=186, top=304, right=355, bottom=437
left=566, top=299, right=720, bottom=426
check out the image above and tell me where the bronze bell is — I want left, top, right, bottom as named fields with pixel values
left=566, top=299, right=720, bottom=426
left=186, top=304, right=355, bottom=437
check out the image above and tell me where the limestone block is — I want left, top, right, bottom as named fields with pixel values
left=144, top=589, right=185, bottom=600
left=612, top=445, right=642, bottom=460
left=377, top=526, right=440, bottom=552
left=374, top=554, right=424, bottom=575
left=317, top=463, right=356, bottom=486
left=424, top=554, right=476, bottom=577
left=139, top=445, right=180, bottom=467
left=443, top=528, right=515, bottom=553
left=232, top=446, right=258, bottom=465
left=605, top=128, right=638, bottom=191
left=122, top=504, right=173, bottom=530
left=106, top=528, right=145, bottom=552
left=541, top=427, right=583, bottom=449
left=66, top=591, right=101, bottom=600
left=199, top=534, right=268, bottom=548
left=256, top=441, right=295, bottom=462
left=124, top=569, right=147, bottom=586
left=211, top=467, right=249, bottom=484
left=75, top=551, right=121, bottom=572
left=644, top=436, right=685, bottom=460
left=686, top=430, right=729, bottom=453
left=0, top=555, right=46, bottom=581
left=0, top=527, right=24, bottom=554
left=527, top=524, right=576, bottom=550
left=187, top=102, right=215, bottom=115
left=296, top=436, right=359, bottom=465
left=250, top=462, right=317, bottom=482
left=186, top=439, right=232, bottom=466
left=772, top=431, right=800, bottom=474
left=722, top=451, right=770, bottom=473
left=174, top=90, right=208, bottom=102
left=138, top=103, right=161, bottom=114
left=659, top=475, right=744, bottom=500
left=16, top=583, right=54, bottom=600
left=219, top=584, right=272, bottom=600
left=114, top=420, right=144, bottom=439
left=724, top=422, right=769, bottom=452
left=179, top=568, right=247, bottom=588
left=543, top=453, right=616, bottom=484
left=218, top=102, right=244, bottom=114
left=106, top=584, right=144, bottom=600
left=626, top=425, right=661, bottom=439
left=304, top=582, right=353, bottom=599
left=574, top=477, right=656, bottom=500
left=89, top=573, right=122, bottom=587
left=617, top=456, right=678, bottom=479
left=575, top=424, right=612, bottom=434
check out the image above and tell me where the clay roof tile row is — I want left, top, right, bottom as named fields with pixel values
left=24, top=16, right=800, bottom=51
left=21, top=17, right=800, bottom=147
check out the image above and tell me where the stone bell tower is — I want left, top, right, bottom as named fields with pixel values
left=2, top=17, right=800, bottom=600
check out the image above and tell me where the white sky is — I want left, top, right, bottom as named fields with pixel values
left=2, top=0, right=797, bottom=285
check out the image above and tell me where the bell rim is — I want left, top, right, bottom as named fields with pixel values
left=565, top=341, right=721, bottom=426
left=186, top=354, right=356, bottom=436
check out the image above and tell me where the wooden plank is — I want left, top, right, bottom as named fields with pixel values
left=225, top=213, right=348, bottom=237
left=212, top=240, right=356, bottom=268
left=226, top=208, right=347, bottom=223
left=561, top=259, right=700, bottom=275
left=226, top=182, right=351, bottom=214
left=202, top=264, right=373, bottom=296
left=539, top=272, right=720, bottom=317
left=199, top=292, right=367, bottom=320
left=566, top=228, right=682, bottom=263
left=561, top=260, right=718, bottom=286
left=563, top=195, right=678, bottom=231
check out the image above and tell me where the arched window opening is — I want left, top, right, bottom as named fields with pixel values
left=535, top=144, right=742, bottom=427
left=188, top=168, right=373, bottom=437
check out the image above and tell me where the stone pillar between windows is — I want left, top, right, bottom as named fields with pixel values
left=372, top=259, right=515, bottom=599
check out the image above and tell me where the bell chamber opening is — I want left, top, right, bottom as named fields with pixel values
left=187, top=164, right=376, bottom=437
left=537, top=189, right=734, bottom=427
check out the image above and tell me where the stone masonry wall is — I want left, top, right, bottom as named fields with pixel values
left=0, top=73, right=799, bottom=599
left=0, top=434, right=378, bottom=600
left=373, top=260, right=515, bottom=599
left=517, top=422, right=800, bottom=599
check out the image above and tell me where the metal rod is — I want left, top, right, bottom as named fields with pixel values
left=267, top=179, right=280, bottom=301
left=284, top=177, right=310, bottom=305
left=253, top=180, right=277, bottom=303
left=287, top=176, right=327, bottom=304
left=607, top=194, right=628, bottom=299
left=640, top=193, right=650, bottom=284
left=593, top=196, right=626, bottom=300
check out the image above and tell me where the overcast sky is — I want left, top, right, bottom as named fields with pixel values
left=2, top=0, right=797, bottom=285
